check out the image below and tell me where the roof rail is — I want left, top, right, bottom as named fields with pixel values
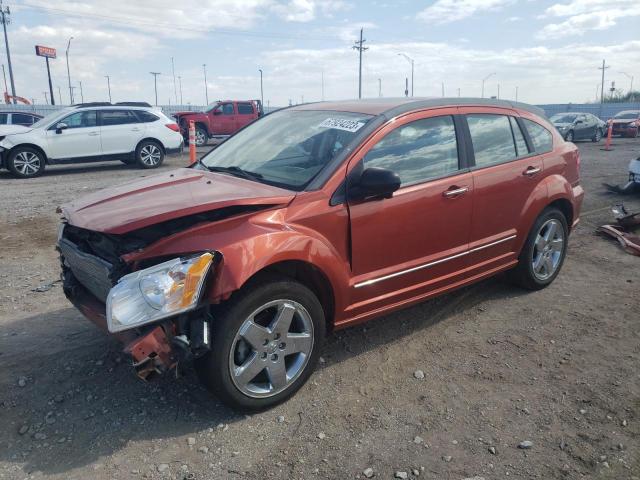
left=72, top=102, right=112, bottom=108
left=115, top=101, right=152, bottom=107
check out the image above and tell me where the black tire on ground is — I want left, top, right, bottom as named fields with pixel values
left=564, top=130, right=574, bottom=142
left=6, top=146, right=46, bottom=178
left=591, top=128, right=602, bottom=142
left=508, top=207, right=569, bottom=291
left=195, top=274, right=326, bottom=411
left=195, top=127, right=208, bottom=147
left=135, top=140, right=164, bottom=169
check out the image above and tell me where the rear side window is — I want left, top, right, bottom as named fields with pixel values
left=0, top=113, right=7, bottom=124
left=509, top=117, right=529, bottom=157
left=100, top=110, right=138, bottom=126
left=13, top=113, right=37, bottom=125
left=237, top=103, right=254, bottom=114
left=522, top=119, right=553, bottom=153
left=363, top=115, right=459, bottom=187
left=134, top=110, right=159, bottom=123
left=467, top=114, right=516, bottom=167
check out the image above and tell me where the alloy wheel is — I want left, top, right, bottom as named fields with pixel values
left=13, top=151, right=41, bottom=176
left=595, top=129, right=602, bottom=141
left=531, top=219, right=564, bottom=281
left=139, top=144, right=161, bottom=166
left=195, top=130, right=206, bottom=146
left=565, top=131, right=574, bottom=142
left=229, top=299, right=314, bottom=398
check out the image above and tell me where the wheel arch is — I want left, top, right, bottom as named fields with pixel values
left=195, top=122, right=210, bottom=135
left=7, top=143, right=49, bottom=164
left=135, top=137, right=165, bottom=154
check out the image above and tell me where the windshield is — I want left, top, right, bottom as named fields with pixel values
left=200, top=109, right=373, bottom=190
left=204, top=102, right=220, bottom=113
left=550, top=114, right=577, bottom=123
left=30, top=109, right=71, bottom=129
left=614, top=111, right=640, bottom=120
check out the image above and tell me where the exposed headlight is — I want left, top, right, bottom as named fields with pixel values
left=106, top=252, right=214, bottom=333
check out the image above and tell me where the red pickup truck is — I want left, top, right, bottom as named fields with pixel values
left=173, top=100, right=263, bottom=146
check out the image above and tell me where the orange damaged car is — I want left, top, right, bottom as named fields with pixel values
left=58, top=98, right=584, bottom=410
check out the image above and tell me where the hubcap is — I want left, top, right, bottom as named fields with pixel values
left=229, top=300, right=314, bottom=398
left=532, top=219, right=564, bottom=281
left=140, top=144, right=161, bottom=166
left=195, top=131, right=206, bottom=146
left=13, top=151, right=41, bottom=176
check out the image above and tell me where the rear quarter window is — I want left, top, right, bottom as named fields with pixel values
left=134, top=110, right=160, bottom=123
left=237, top=103, right=254, bottom=114
left=522, top=119, right=553, bottom=153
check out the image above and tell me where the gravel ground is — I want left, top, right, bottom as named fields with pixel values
left=0, top=138, right=639, bottom=480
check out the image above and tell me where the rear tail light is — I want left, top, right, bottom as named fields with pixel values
left=165, top=123, right=180, bottom=132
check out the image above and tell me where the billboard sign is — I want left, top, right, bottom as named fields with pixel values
left=35, top=45, right=56, bottom=59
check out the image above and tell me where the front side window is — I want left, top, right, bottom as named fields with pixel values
left=467, top=114, right=516, bottom=167
left=100, top=110, right=138, bottom=126
left=13, top=113, right=37, bottom=125
left=200, top=110, right=372, bottom=190
left=237, top=103, right=254, bottom=114
left=222, top=103, right=235, bottom=115
left=363, top=116, right=459, bottom=187
left=57, top=110, right=97, bottom=129
left=522, top=119, right=553, bottom=153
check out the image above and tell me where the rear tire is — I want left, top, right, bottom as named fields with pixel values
left=195, top=275, right=325, bottom=411
left=6, top=146, right=46, bottom=178
left=591, top=128, right=602, bottom=142
left=508, top=208, right=568, bottom=291
left=135, top=140, right=164, bottom=169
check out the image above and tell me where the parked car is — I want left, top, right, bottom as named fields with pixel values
left=0, top=102, right=183, bottom=178
left=604, top=155, right=640, bottom=194
left=58, top=98, right=583, bottom=410
left=0, top=110, right=43, bottom=127
left=172, top=100, right=263, bottom=146
left=549, top=112, right=605, bottom=142
left=609, top=110, right=640, bottom=138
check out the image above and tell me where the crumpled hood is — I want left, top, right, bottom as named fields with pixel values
left=0, top=124, right=32, bottom=136
left=60, top=168, right=295, bottom=234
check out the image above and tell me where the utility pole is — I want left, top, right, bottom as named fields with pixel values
left=65, top=36, right=74, bottom=104
left=202, top=63, right=209, bottom=104
left=398, top=54, right=415, bottom=97
left=620, top=71, right=634, bottom=102
left=171, top=57, right=177, bottom=105
left=441, top=82, right=445, bottom=97
left=1, top=64, right=8, bottom=103
left=178, top=75, right=183, bottom=104
left=78, top=80, right=84, bottom=103
left=497, top=83, right=500, bottom=99
left=150, top=72, right=160, bottom=106
left=598, top=59, right=609, bottom=118
left=515, top=86, right=519, bottom=102
left=378, top=78, right=382, bottom=97
left=43, top=91, right=48, bottom=104
left=57, top=86, right=62, bottom=104
left=258, top=69, right=264, bottom=109
left=104, top=75, right=111, bottom=102
left=481, top=72, right=496, bottom=98
left=352, top=28, right=368, bottom=99
left=1, top=3, right=16, bottom=104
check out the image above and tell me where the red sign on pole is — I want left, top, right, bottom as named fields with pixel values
left=35, top=45, right=57, bottom=59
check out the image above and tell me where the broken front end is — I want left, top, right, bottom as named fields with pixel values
left=58, top=223, right=218, bottom=380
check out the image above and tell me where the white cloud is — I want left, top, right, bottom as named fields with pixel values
left=417, top=0, right=514, bottom=24
left=538, top=1, right=640, bottom=39
left=271, top=0, right=351, bottom=22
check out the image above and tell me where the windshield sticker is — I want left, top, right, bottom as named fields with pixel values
left=318, top=118, right=365, bottom=133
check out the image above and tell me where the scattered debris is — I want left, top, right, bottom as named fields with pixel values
left=394, top=472, right=408, bottom=479
left=518, top=440, right=533, bottom=449
left=413, top=370, right=425, bottom=379
left=363, top=467, right=374, bottom=478
left=597, top=204, right=640, bottom=255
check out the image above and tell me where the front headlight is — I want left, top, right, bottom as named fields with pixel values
left=106, top=252, right=214, bottom=333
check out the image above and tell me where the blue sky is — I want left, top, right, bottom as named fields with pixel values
left=5, top=0, right=640, bottom=106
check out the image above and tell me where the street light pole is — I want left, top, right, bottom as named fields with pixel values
left=178, top=75, right=183, bottom=105
left=150, top=72, right=160, bottom=106
left=203, top=64, right=209, bottom=105
left=78, top=80, right=84, bottom=103
left=104, top=75, right=111, bottom=102
left=398, top=53, right=414, bottom=97
left=620, top=71, right=634, bottom=102
left=171, top=57, right=177, bottom=105
left=481, top=72, right=496, bottom=98
left=258, top=69, right=264, bottom=110
left=65, top=36, right=74, bottom=104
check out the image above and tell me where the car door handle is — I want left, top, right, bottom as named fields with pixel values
left=523, top=166, right=541, bottom=177
left=442, top=186, right=469, bottom=198
left=88, top=132, right=100, bottom=136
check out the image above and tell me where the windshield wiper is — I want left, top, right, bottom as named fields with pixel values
left=205, top=165, right=264, bottom=181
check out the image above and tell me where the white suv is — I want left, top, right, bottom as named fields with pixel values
left=0, top=103, right=183, bottom=178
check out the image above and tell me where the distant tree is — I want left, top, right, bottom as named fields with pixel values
left=588, top=90, right=640, bottom=103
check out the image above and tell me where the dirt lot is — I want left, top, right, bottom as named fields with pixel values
left=0, top=138, right=638, bottom=480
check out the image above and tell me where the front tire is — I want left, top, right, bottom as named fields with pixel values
left=135, top=140, right=164, bottom=169
left=564, top=130, right=574, bottom=142
left=6, top=146, right=46, bottom=178
left=195, top=275, right=325, bottom=411
left=195, top=127, right=207, bottom=147
left=509, top=208, right=568, bottom=291
left=592, top=128, right=602, bottom=142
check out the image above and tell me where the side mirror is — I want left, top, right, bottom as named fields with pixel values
left=55, top=122, right=68, bottom=133
left=349, top=167, right=401, bottom=201
left=574, top=119, right=583, bottom=124
left=213, top=109, right=222, bottom=116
